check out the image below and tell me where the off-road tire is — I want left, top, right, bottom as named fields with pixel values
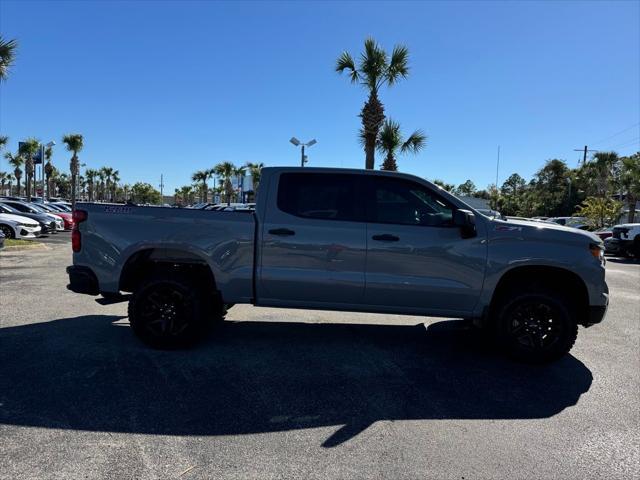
left=495, top=289, right=578, bottom=363
left=128, top=273, right=223, bottom=349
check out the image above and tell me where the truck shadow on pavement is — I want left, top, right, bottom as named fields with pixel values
left=0, top=315, right=593, bottom=447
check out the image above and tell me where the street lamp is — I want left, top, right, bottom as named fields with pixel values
left=290, top=137, right=317, bottom=167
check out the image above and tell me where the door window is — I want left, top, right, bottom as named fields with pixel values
left=277, top=173, right=363, bottom=221
left=370, top=177, right=454, bottom=227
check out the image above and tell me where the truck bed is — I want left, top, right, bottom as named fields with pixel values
left=73, top=204, right=256, bottom=302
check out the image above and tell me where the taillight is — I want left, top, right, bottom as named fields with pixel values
left=72, top=209, right=88, bottom=253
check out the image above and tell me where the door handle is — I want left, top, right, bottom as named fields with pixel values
left=269, top=228, right=295, bottom=236
left=372, top=234, right=400, bottom=242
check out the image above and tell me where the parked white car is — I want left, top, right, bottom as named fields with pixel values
left=0, top=213, right=42, bottom=239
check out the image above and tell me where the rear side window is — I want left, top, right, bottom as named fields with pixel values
left=277, top=173, right=362, bottom=221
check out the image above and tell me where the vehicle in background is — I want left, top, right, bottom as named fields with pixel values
left=51, top=202, right=72, bottom=212
left=0, top=230, right=4, bottom=249
left=67, top=167, right=608, bottom=363
left=548, top=216, right=589, bottom=230
left=594, top=228, right=613, bottom=241
left=27, top=203, right=66, bottom=231
left=36, top=203, right=74, bottom=229
left=604, top=224, right=640, bottom=257
left=0, top=212, right=42, bottom=239
left=0, top=202, right=58, bottom=234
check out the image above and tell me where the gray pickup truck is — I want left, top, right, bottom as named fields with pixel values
left=67, top=167, right=608, bottom=362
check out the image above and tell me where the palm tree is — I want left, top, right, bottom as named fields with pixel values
left=336, top=38, right=410, bottom=169
left=84, top=169, right=98, bottom=201
left=214, top=162, right=236, bottom=205
left=111, top=170, right=120, bottom=201
left=62, top=134, right=84, bottom=209
left=0, top=36, right=18, bottom=81
left=5, top=152, right=22, bottom=195
left=18, top=138, right=40, bottom=200
left=191, top=170, right=211, bottom=203
left=234, top=165, right=246, bottom=203
left=0, top=171, right=7, bottom=196
left=373, top=119, right=426, bottom=171
left=0, top=135, right=8, bottom=151
left=621, top=153, right=640, bottom=222
left=246, top=162, right=264, bottom=200
left=99, top=167, right=113, bottom=201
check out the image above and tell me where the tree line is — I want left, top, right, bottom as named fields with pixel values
left=441, top=151, right=640, bottom=226
left=175, top=162, right=264, bottom=206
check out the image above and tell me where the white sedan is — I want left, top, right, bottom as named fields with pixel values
left=0, top=213, right=42, bottom=239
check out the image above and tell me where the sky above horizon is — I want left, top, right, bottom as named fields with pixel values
left=1, top=0, right=639, bottom=194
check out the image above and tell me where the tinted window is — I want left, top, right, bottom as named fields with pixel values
left=370, top=177, right=454, bottom=226
left=277, top=173, right=362, bottom=221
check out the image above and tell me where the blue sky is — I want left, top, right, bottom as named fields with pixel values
left=1, top=0, right=638, bottom=193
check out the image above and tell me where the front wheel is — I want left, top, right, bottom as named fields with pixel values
left=0, top=224, right=15, bottom=239
left=495, top=291, right=578, bottom=363
left=128, top=273, right=221, bottom=349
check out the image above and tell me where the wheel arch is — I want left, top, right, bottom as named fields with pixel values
left=119, top=247, right=217, bottom=294
left=489, top=265, right=590, bottom=326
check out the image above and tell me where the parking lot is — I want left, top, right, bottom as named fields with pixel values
left=1, top=238, right=638, bottom=479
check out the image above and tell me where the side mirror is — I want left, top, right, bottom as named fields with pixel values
left=454, top=209, right=477, bottom=238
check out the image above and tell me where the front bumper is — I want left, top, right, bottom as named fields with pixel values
left=66, top=265, right=99, bottom=295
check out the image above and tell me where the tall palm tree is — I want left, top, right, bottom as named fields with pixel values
left=62, top=134, right=84, bottom=209
left=214, top=162, right=236, bottom=205
left=373, top=119, right=426, bottom=171
left=234, top=165, right=246, bottom=203
left=18, top=138, right=40, bottom=199
left=84, top=169, right=98, bottom=201
left=246, top=162, right=264, bottom=200
left=191, top=170, right=211, bottom=203
left=0, top=171, right=7, bottom=196
left=5, top=152, right=22, bottom=196
left=336, top=38, right=410, bottom=169
left=111, top=170, right=120, bottom=201
left=100, top=167, right=114, bottom=201
left=0, top=135, right=8, bottom=151
left=0, top=36, right=18, bottom=81
left=621, top=153, right=640, bottom=222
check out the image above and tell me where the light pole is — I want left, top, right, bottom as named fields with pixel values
left=290, top=137, right=317, bottom=167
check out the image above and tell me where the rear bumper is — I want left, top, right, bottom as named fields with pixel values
left=66, top=265, right=99, bottom=295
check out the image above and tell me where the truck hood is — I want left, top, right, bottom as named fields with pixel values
left=489, top=218, right=602, bottom=245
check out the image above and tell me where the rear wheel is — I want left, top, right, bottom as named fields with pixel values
left=128, top=273, right=222, bottom=349
left=0, top=224, right=15, bottom=239
left=495, top=290, right=578, bottom=363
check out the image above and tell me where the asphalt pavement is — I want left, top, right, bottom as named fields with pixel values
left=0, top=240, right=638, bottom=479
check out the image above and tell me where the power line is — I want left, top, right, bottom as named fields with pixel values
left=591, top=122, right=640, bottom=146
left=610, top=137, right=640, bottom=150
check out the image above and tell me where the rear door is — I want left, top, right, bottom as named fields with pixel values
left=257, top=172, right=367, bottom=307
left=364, top=175, right=487, bottom=316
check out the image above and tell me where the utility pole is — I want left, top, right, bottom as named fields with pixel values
left=573, top=145, right=597, bottom=166
left=301, top=144, right=306, bottom=167
left=159, top=174, right=164, bottom=205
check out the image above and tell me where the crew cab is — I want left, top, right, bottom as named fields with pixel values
left=67, top=167, right=609, bottom=362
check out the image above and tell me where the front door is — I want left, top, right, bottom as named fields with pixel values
left=364, top=176, right=487, bottom=316
left=258, top=172, right=367, bottom=307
